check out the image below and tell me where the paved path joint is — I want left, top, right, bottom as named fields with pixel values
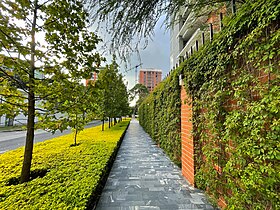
left=96, top=119, right=216, bottom=210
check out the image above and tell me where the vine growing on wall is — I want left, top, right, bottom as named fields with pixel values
left=139, top=0, right=279, bottom=209
left=139, top=70, right=181, bottom=166
left=182, top=0, right=279, bottom=209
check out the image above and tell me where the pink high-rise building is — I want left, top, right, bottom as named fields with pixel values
left=139, top=69, right=162, bottom=92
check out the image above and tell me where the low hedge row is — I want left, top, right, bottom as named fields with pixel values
left=0, top=120, right=130, bottom=209
left=139, top=73, right=181, bottom=166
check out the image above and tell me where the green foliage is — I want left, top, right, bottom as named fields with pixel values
left=38, top=81, right=101, bottom=145
left=129, top=83, right=149, bottom=101
left=0, top=0, right=103, bottom=182
left=181, top=0, right=280, bottom=209
left=0, top=120, right=130, bottom=209
left=87, top=0, right=245, bottom=59
left=140, top=0, right=279, bottom=208
left=129, top=83, right=149, bottom=113
left=95, top=59, right=130, bottom=121
left=139, top=70, right=181, bottom=166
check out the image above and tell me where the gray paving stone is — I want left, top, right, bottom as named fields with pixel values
left=95, top=119, right=217, bottom=210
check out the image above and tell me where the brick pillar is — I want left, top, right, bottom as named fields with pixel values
left=181, top=86, right=195, bottom=186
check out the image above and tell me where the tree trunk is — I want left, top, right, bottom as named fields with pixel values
left=74, top=114, right=78, bottom=145
left=20, top=1, right=37, bottom=183
left=108, top=117, right=110, bottom=128
left=6, top=117, right=14, bottom=126
left=74, top=128, right=78, bottom=146
left=102, top=118, right=104, bottom=131
left=114, top=117, right=116, bottom=125
left=20, top=92, right=35, bottom=183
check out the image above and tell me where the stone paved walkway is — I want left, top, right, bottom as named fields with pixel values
left=96, top=119, right=216, bottom=210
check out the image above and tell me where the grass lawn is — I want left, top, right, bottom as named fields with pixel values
left=0, top=119, right=130, bottom=209
left=0, top=125, right=25, bottom=132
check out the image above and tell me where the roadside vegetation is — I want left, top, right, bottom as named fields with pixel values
left=0, top=120, right=130, bottom=209
left=0, top=125, right=25, bottom=132
left=1, top=0, right=130, bottom=183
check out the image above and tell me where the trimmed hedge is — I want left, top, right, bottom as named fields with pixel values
left=139, top=71, right=181, bottom=166
left=0, top=120, right=130, bottom=209
left=139, top=0, right=279, bottom=209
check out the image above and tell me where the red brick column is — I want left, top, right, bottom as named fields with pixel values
left=181, top=86, right=195, bottom=186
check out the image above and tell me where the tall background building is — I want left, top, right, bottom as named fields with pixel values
left=139, top=69, right=162, bottom=92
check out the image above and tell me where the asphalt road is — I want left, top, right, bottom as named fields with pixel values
left=0, top=120, right=103, bottom=154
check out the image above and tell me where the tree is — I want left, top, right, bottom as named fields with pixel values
left=38, top=79, right=100, bottom=146
left=86, top=0, right=246, bottom=58
left=0, top=0, right=102, bottom=183
left=67, top=83, right=101, bottom=145
left=114, top=73, right=130, bottom=121
left=95, top=59, right=129, bottom=129
left=129, top=83, right=149, bottom=114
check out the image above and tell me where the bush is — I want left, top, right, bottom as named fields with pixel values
left=0, top=120, right=130, bottom=209
left=139, top=72, right=181, bottom=166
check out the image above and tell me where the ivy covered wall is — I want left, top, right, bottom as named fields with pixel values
left=138, top=70, right=181, bottom=166
left=139, top=0, right=279, bottom=209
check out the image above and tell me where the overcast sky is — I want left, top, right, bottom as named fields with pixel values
left=96, top=17, right=170, bottom=91
left=123, top=18, right=170, bottom=90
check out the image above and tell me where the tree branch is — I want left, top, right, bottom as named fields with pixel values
left=0, top=66, right=29, bottom=94
left=0, top=38, right=32, bottom=78
left=37, top=0, right=53, bottom=9
left=0, top=97, right=28, bottom=108
left=0, top=93, right=28, bottom=100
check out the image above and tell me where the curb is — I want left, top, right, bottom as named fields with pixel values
left=0, top=129, right=24, bottom=133
left=86, top=120, right=131, bottom=210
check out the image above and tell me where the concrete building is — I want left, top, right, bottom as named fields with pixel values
left=170, top=6, right=224, bottom=69
left=139, top=69, right=162, bottom=92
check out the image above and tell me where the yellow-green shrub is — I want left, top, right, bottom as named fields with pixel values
left=0, top=120, right=130, bottom=209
